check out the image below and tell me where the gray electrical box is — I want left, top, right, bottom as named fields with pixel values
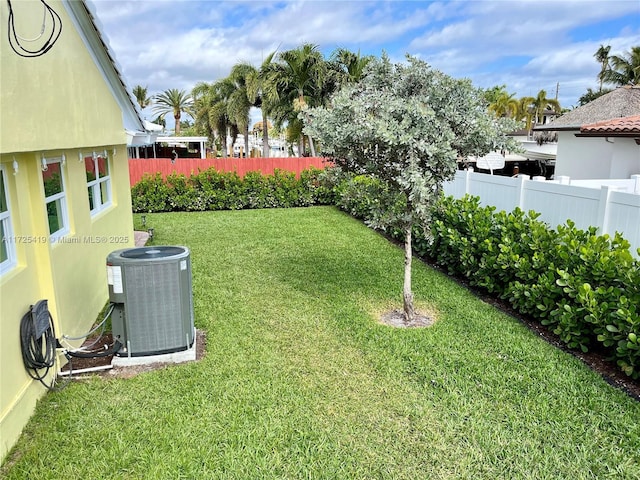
left=106, top=246, right=194, bottom=357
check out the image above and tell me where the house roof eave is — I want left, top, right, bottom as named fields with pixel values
left=574, top=133, right=640, bottom=139
left=533, top=125, right=580, bottom=132
left=127, top=130, right=159, bottom=147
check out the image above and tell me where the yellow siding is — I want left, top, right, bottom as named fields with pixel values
left=1, top=0, right=136, bottom=460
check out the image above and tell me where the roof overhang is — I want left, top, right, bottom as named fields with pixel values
left=575, top=133, right=640, bottom=138
left=144, top=120, right=165, bottom=132
left=157, top=136, right=209, bottom=143
left=533, top=125, right=580, bottom=132
left=126, top=131, right=159, bottom=147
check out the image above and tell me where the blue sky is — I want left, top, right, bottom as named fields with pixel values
left=89, top=0, right=640, bottom=126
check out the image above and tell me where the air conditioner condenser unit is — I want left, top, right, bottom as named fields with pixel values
left=106, top=246, right=195, bottom=357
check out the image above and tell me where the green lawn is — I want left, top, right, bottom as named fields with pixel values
left=3, top=206, right=639, bottom=479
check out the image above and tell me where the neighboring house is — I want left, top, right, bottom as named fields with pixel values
left=534, top=86, right=640, bottom=179
left=0, top=0, right=154, bottom=460
left=576, top=115, right=640, bottom=179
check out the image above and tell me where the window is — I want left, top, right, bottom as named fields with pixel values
left=42, top=156, right=68, bottom=239
left=85, top=150, right=111, bottom=215
left=0, top=166, right=17, bottom=274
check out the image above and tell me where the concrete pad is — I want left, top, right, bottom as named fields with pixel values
left=112, top=330, right=197, bottom=367
left=134, top=230, right=150, bottom=247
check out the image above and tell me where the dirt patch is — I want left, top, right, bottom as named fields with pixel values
left=380, top=309, right=435, bottom=328
left=60, top=330, right=206, bottom=379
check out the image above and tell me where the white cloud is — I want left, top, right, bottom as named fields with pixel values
left=88, top=0, right=639, bottom=117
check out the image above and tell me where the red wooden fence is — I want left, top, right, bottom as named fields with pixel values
left=128, top=157, right=331, bottom=186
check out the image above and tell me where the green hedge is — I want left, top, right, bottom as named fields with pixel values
left=131, top=167, right=338, bottom=213
left=427, top=195, right=639, bottom=379
left=131, top=168, right=639, bottom=378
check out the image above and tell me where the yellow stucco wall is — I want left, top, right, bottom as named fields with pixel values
left=1, top=1, right=136, bottom=460
left=0, top=1, right=125, bottom=152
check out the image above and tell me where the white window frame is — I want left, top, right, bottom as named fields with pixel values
left=83, top=150, right=112, bottom=216
left=0, top=164, right=17, bottom=275
left=42, top=155, right=69, bottom=242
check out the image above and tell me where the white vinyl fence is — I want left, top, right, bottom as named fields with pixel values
left=443, top=170, right=640, bottom=257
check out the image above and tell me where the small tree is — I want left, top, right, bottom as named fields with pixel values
left=304, top=54, right=519, bottom=323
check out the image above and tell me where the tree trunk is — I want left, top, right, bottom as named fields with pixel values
left=244, top=125, right=250, bottom=158
left=262, top=110, right=270, bottom=158
left=403, top=225, right=415, bottom=324
left=174, top=114, right=181, bottom=135
left=308, top=134, right=316, bottom=157
left=221, top=132, right=228, bottom=158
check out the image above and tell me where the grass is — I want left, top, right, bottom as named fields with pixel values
left=2, top=206, right=639, bottom=479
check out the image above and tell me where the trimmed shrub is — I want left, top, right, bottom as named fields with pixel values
left=426, top=194, right=640, bottom=378
left=131, top=166, right=345, bottom=213
left=131, top=173, right=171, bottom=212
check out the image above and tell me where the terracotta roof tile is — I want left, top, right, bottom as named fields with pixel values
left=581, top=115, right=640, bottom=134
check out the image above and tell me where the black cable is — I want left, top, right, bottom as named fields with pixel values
left=19, top=303, right=59, bottom=390
left=6, top=0, right=62, bottom=58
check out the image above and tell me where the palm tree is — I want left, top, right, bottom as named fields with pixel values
left=151, top=114, right=166, bottom=129
left=531, top=90, right=561, bottom=126
left=265, top=43, right=328, bottom=156
left=577, top=87, right=611, bottom=106
left=602, top=46, right=640, bottom=86
left=132, top=85, right=152, bottom=110
left=594, top=44, right=611, bottom=91
left=153, top=88, right=193, bottom=135
left=482, top=84, right=509, bottom=105
left=213, top=77, right=245, bottom=157
left=224, top=64, right=257, bottom=157
left=516, top=96, right=535, bottom=131
left=245, top=51, right=277, bottom=157
left=193, top=80, right=237, bottom=157
left=227, top=57, right=283, bottom=158
left=488, top=91, right=519, bottom=118
left=192, top=81, right=219, bottom=152
left=330, top=48, right=373, bottom=86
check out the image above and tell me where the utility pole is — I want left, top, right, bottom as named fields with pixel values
left=555, top=82, right=559, bottom=100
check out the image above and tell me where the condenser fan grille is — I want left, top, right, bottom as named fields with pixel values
left=120, top=246, right=186, bottom=259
